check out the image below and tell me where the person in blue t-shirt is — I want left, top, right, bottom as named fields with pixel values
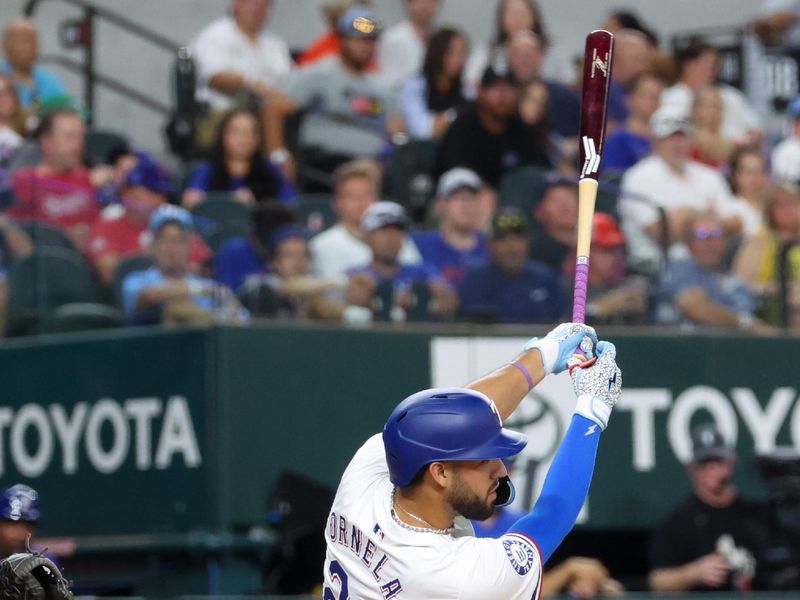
left=346, top=201, right=458, bottom=320
left=411, top=167, right=488, bottom=285
left=1, top=19, right=66, bottom=110
left=459, top=207, right=566, bottom=323
left=123, top=205, right=246, bottom=325
left=658, top=212, right=757, bottom=328
left=603, top=72, right=664, bottom=173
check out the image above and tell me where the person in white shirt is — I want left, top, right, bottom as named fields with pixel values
left=378, top=0, right=441, bottom=90
left=324, top=322, right=622, bottom=599
left=659, top=38, right=762, bottom=145
left=190, top=0, right=292, bottom=112
left=619, top=106, right=742, bottom=271
left=310, top=159, right=420, bottom=287
left=771, top=95, right=800, bottom=183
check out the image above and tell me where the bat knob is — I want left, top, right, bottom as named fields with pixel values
left=567, top=335, right=597, bottom=375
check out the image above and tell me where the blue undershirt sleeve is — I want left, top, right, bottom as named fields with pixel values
left=506, top=414, right=601, bottom=563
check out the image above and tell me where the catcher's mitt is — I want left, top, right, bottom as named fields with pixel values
left=0, top=551, right=73, bottom=600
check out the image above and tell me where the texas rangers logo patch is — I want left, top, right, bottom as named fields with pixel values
left=502, top=534, right=537, bottom=575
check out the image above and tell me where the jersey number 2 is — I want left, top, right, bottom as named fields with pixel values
left=323, top=559, right=349, bottom=600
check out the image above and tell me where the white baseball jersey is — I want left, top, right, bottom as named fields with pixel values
left=323, top=434, right=542, bottom=600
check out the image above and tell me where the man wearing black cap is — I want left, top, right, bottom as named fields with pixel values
left=458, top=207, right=565, bottom=323
left=265, top=6, right=406, bottom=187
left=648, top=423, right=767, bottom=592
left=435, top=65, right=551, bottom=188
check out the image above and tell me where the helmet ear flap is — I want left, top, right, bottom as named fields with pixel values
left=492, top=475, right=515, bottom=507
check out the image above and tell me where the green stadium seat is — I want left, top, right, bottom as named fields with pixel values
left=86, top=129, right=129, bottom=165
left=498, top=167, right=551, bottom=227
left=292, top=194, right=336, bottom=234
left=19, top=220, right=75, bottom=251
left=7, top=248, right=103, bottom=336
left=191, top=196, right=252, bottom=223
left=49, top=303, right=126, bottom=333
left=385, top=140, right=439, bottom=218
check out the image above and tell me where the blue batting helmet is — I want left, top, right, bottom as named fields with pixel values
left=383, top=388, right=528, bottom=488
left=0, top=484, right=40, bottom=522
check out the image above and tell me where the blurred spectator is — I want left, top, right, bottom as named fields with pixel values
left=752, top=1, right=800, bottom=48
left=517, top=77, right=574, bottom=173
left=506, top=31, right=581, bottom=142
left=619, top=106, right=741, bottom=271
left=0, top=74, right=25, bottom=167
left=399, top=27, right=471, bottom=140
left=411, top=168, right=488, bottom=284
left=265, top=7, right=405, bottom=187
left=690, top=86, right=735, bottom=168
left=728, top=147, right=769, bottom=237
left=9, top=108, right=104, bottom=252
left=436, top=66, right=551, bottom=188
left=1, top=19, right=65, bottom=111
left=649, top=423, right=766, bottom=592
left=607, top=30, right=653, bottom=128
left=182, top=108, right=294, bottom=208
left=216, top=200, right=295, bottom=293
left=458, top=207, right=564, bottom=323
left=465, top=0, right=556, bottom=86
left=0, top=213, right=33, bottom=337
left=603, top=72, right=664, bottom=172
left=581, top=213, right=649, bottom=325
left=770, top=95, right=800, bottom=184
left=529, top=176, right=577, bottom=272
left=0, top=484, right=39, bottom=558
left=191, top=0, right=291, bottom=114
left=660, top=38, right=762, bottom=145
left=541, top=557, right=624, bottom=598
left=346, top=201, right=456, bottom=320
left=239, top=224, right=344, bottom=320
left=297, top=0, right=374, bottom=67
left=88, top=153, right=211, bottom=286
left=600, top=9, right=674, bottom=83
left=310, top=159, right=420, bottom=286
left=733, top=182, right=800, bottom=325
left=123, top=206, right=245, bottom=325
left=657, top=212, right=756, bottom=328
left=379, top=0, right=441, bottom=89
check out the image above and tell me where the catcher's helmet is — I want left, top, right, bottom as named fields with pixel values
left=1, top=484, right=40, bottom=523
left=383, top=388, right=527, bottom=488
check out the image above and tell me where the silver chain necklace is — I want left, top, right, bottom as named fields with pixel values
left=391, top=487, right=454, bottom=534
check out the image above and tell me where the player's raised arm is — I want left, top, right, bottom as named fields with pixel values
left=506, top=342, right=622, bottom=562
left=467, top=322, right=598, bottom=421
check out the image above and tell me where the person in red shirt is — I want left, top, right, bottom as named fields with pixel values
left=9, top=108, right=102, bottom=251
left=87, top=152, right=211, bottom=285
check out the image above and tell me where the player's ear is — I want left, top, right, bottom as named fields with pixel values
left=427, top=461, right=450, bottom=488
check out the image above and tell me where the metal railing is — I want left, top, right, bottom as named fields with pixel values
left=23, top=0, right=181, bottom=119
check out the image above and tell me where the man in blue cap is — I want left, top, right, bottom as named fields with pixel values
left=0, top=484, right=40, bottom=559
left=122, top=205, right=245, bottom=325
left=87, top=153, right=211, bottom=285
left=265, top=6, right=407, bottom=188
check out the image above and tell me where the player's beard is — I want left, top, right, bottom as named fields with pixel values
left=446, top=471, right=495, bottom=521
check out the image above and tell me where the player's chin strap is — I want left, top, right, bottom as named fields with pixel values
left=492, top=476, right=516, bottom=507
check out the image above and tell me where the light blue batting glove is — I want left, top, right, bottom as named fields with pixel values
left=524, top=322, right=598, bottom=376
left=571, top=341, right=622, bottom=430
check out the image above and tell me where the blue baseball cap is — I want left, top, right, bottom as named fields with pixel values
left=1, top=484, right=40, bottom=523
left=269, top=224, right=309, bottom=252
left=148, top=204, right=194, bottom=233
left=337, top=6, right=382, bottom=38
left=125, top=152, right=172, bottom=196
left=788, top=95, right=800, bottom=118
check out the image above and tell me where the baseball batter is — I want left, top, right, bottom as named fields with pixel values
left=323, top=322, right=622, bottom=599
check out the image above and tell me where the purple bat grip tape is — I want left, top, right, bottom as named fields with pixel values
left=572, top=259, right=590, bottom=323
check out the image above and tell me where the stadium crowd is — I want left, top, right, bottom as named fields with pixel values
left=0, top=0, right=799, bottom=336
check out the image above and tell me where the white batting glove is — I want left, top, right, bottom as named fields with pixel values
left=524, top=322, right=598, bottom=375
left=571, top=341, right=622, bottom=430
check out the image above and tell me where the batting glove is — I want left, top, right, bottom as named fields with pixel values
left=571, top=341, right=622, bottom=431
left=524, top=322, right=598, bottom=375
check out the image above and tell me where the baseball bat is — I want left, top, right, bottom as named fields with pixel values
left=573, top=30, right=614, bottom=324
